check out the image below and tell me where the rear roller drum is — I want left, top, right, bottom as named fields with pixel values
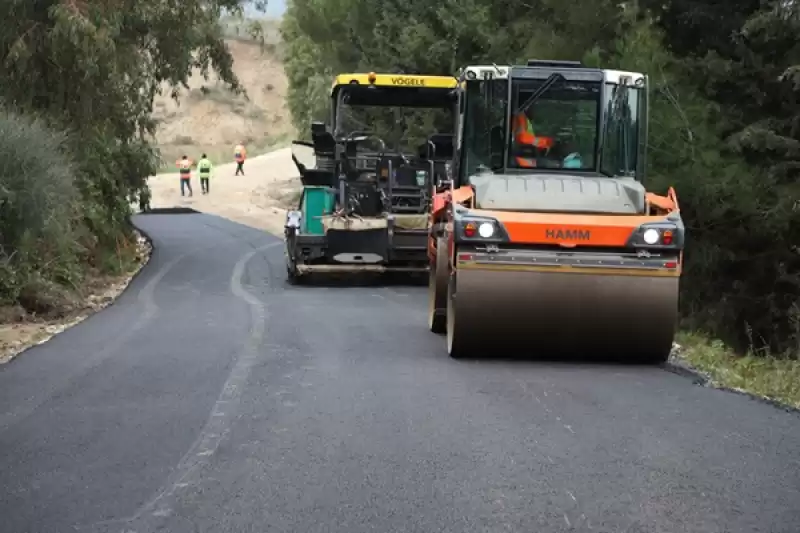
left=428, top=236, right=449, bottom=334
left=446, top=274, right=470, bottom=359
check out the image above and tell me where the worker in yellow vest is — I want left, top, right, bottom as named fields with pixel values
left=198, top=153, right=213, bottom=194
left=175, top=155, right=194, bottom=197
left=234, top=142, right=247, bottom=176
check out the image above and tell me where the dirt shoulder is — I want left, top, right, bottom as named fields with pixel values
left=147, top=146, right=301, bottom=235
left=0, top=232, right=152, bottom=364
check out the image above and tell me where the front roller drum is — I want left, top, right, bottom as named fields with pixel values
left=445, top=268, right=679, bottom=363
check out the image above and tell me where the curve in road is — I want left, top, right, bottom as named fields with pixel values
left=1, top=213, right=799, bottom=533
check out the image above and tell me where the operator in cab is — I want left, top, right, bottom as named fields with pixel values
left=511, top=107, right=554, bottom=168
left=512, top=108, right=585, bottom=169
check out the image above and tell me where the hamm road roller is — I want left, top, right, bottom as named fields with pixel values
left=285, top=72, right=458, bottom=283
left=428, top=60, right=684, bottom=362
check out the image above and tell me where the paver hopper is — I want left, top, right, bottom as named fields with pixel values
left=285, top=72, right=458, bottom=283
left=428, top=60, right=684, bottom=362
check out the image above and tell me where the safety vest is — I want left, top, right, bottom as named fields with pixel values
left=177, top=159, right=192, bottom=178
left=234, top=145, right=246, bottom=162
left=513, top=114, right=554, bottom=168
left=197, top=158, right=212, bottom=177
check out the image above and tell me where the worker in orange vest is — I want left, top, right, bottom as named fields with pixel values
left=175, top=155, right=194, bottom=197
left=512, top=109, right=554, bottom=168
left=234, top=142, right=247, bottom=176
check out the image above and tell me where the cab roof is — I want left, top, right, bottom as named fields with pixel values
left=459, top=65, right=645, bottom=84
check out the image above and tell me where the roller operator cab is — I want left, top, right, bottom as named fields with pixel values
left=285, top=72, right=459, bottom=283
left=428, top=60, right=685, bottom=362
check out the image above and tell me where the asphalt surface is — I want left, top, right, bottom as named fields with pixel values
left=1, top=213, right=800, bottom=533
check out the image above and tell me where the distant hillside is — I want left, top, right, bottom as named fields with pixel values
left=151, top=18, right=292, bottom=170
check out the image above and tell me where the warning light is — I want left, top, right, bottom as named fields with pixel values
left=662, top=230, right=673, bottom=245
left=368, top=72, right=377, bottom=83
left=464, top=223, right=476, bottom=237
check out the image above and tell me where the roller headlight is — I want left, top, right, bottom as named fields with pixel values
left=627, top=222, right=683, bottom=249
left=643, top=228, right=660, bottom=245
left=478, top=222, right=494, bottom=238
left=455, top=215, right=509, bottom=243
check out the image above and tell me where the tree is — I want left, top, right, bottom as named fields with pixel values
left=640, top=0, right=800, bottom=353
left=282, top=0, right=627, bottom=132
left=282, top=0, right=800, bottom=354
left=0, top=0, right=263, bottom=309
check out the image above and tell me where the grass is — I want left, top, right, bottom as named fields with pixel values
left=156, top=133, right=290, bottom=173
left=675, top=331, right=800, bottom=409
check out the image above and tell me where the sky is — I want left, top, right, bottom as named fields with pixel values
left=243, top=0, right=286, bottom=18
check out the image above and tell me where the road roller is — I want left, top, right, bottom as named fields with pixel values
left=285, top=72, right=458, bottom=283
left=427, top=60, right=684, bottom=362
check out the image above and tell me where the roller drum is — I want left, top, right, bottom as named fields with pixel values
left=446, top=267, right=679, bottom=362
left=427, top=236, right=449, bottom=334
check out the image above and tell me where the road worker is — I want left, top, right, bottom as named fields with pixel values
left=234, top=142, right=247, bottom=176
left=176, top=155, right=193, bottom=197
left=512, top=107, right=554, bottom=168
left=198, top=153, right=213, bottom=194
left=139, top=186, right=151, bottom=212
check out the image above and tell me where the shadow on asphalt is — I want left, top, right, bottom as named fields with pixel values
left=467, top=351, right=669, bottom=368
left=289, top=272, right=428, bottom=288
left=138, top=207, right=199, bottom=214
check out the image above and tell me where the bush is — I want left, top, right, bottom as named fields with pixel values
left=0, top=108, right=85, bottom=313
left=609, top=13, right=800, bottom=356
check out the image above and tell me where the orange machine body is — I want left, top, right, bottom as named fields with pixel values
left=429, top=185, right=683, bottom=272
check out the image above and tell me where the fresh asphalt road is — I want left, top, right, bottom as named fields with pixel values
left=1, top=213, right=799, bottom=533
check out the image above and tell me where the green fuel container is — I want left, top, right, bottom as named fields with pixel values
left=301, top=186, right=335, bottom=235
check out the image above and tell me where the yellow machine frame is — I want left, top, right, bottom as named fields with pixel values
left=328, top=72, right=459, bottom=152
left=331, top=72, right=459, bottom=93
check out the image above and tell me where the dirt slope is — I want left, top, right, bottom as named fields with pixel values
left=152, top=37, right=294, bottom=168
left=149, top=27, right=302, bottom=236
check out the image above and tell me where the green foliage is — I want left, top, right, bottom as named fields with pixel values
left=282, top=0, right=800, bottom=356
left=280, top=0, right=624, bottom=132
left=0, top=0, right=265, bottom=315
left=638, top=0, right=800, bottom=354
left=0, top=109, right=83, bottom=312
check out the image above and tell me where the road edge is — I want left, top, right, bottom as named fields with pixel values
left=0, top=225, right=154, bottom=366
left=665, top=347, right=800, bottom=416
